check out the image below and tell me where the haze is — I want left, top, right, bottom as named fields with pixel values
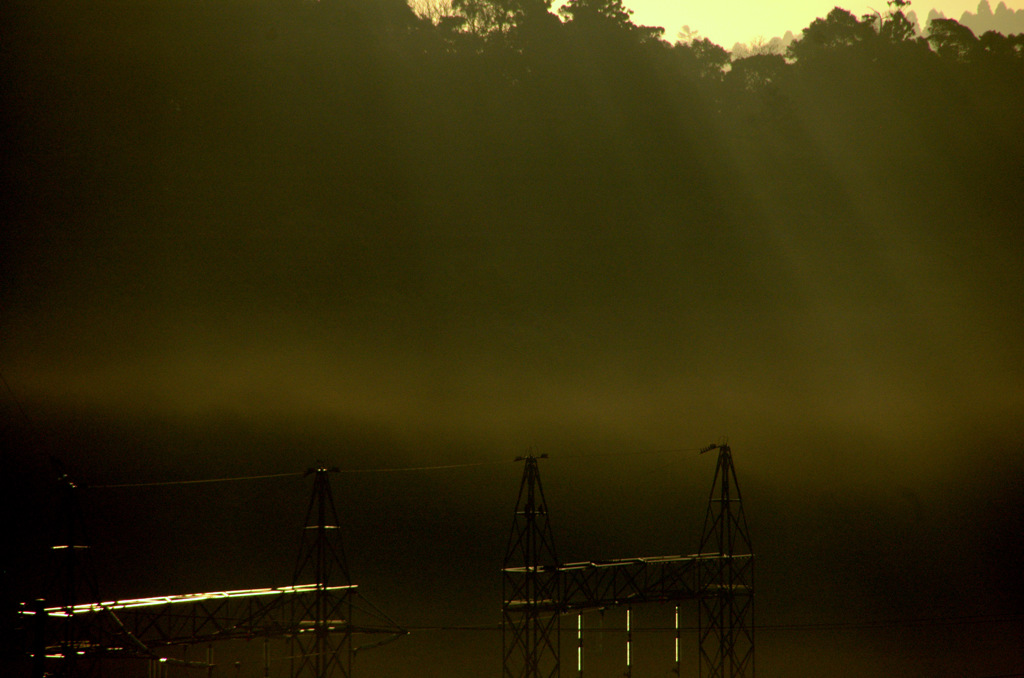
left=2, top=0, right=1022, bottom=675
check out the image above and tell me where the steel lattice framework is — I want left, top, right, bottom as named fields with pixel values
left=501, top=446, right=754, bottom=678
left=36, top=461, right=103, bottom=678
left=23, top=449, right=753, bottom=678
left=289, top=465, right=355, bottom=678
left=503, top=454, right=561, bottom=678
left=22, top=584, right=358, bottom=660
left=698, top=444, right=755, bottom=678
left=22, top=464, right=405, bottom=678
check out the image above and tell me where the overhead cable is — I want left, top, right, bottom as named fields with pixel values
left=91, top=471, right=306, bottom=488
left=91, top=460, right=512, bottom=487
left=86, top=444, right=714, bottom=488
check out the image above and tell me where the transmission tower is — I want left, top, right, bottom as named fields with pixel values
left=697, top=444, right=754, bottom=678
left=502, top=454, right=561, bottom=678
left=35, top=460, right=102, bottom=678
left=290, top=464, right=354, bottom=678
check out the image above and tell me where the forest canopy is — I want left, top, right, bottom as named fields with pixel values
left=3, top=0, right=1022, bottom=243
left=2, top=0, right=1022, bottom=334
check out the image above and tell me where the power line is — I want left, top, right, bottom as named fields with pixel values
left=399, top=612, right=1022, bottom=634
left=556, top=447, right=704, bottom=460
left=404, top=624, right=502, bottom=632
left=759, top=612, right=1024, bottom=631
left=90, top=459, right=516, bottom=488
left=88, top=447, right=704, bottom=488
left=0, top=367, right=34, bottom=426
left=90, top=471, right=306, bottom=488
left=335, top=460, right=512, bottom=473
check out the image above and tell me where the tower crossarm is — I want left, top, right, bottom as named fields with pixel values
left=557, top=554, right=723, bottom=612
left=502, top=554, right=736, bottom=614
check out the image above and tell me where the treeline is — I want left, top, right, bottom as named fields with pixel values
left=2, top=0, right=1023, bottom=241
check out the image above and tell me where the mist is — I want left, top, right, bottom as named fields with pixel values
left=2, top=0, right=1023, bottom=675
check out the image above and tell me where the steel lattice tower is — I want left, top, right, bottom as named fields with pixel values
left=503, top=454, right=561, bottom=678
left=290, top=464, right=354, bottom=678
left=35, top=462, right=102, bottom=678
left=697, top=444, right=755, bottom=678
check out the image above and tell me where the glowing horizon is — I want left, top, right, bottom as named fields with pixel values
left=617, top=0, right=1020, bottom=48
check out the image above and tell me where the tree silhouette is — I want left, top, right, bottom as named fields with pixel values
left=726, top=53, right=788, bottom=91
left=559, top=0, right=664, bottom=42
left=873, top=0, right=919, bottom=42
left=452, top=0, right=553, bottom=38
left=788, top=7, right=877, bottom=60
left=674, top=37, right=731, bottom=80
left=976, top=29, right=1024, bottom=59
left=928, top=17, right=980, bottom=60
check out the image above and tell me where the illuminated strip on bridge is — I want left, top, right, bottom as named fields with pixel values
left=504, top=553, right=753, bottom=612
left=23, top=583, right=375, bottom=653
left=29, top=584, right=357, bottom=617
left=503, top=553, right=728, bottom=573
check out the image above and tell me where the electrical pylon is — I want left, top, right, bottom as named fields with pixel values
left=697, top=444, right=754, bottom=678
left=35, top=460, right=102, bottom=678
left=290, top=464, right=354, bottom=678
left=502, top=454, right=561, bottom=678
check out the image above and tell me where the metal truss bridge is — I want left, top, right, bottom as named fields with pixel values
left=502, top=445, right=754, bottom=678
left=17, top=444, right=754, bottom=678
left=19, top=465, right=405, bottom=678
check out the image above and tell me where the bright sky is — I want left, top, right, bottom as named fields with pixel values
left=622, top=0, right=1007, bottom=47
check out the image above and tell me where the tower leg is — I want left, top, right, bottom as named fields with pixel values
left=290, top=465, right=354, bottom=678
left=502, top=454, right=561, bottom=678
left=697, top=445, right=754, bottom=678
